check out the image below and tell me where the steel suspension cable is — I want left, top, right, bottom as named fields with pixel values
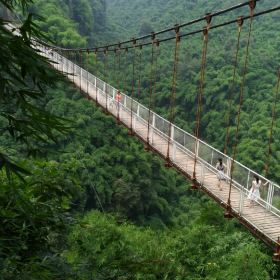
left=79, top=50, right=82, bottom=92
left=38, top=4, right=280, bottom=56
left=72, top=51, right=75, bottom=83
left=95, top=50, right=99, bottom=104
left=86, top=49, right=89, bottom=95
left=227, top=0, right=256, bottom=213
left=123, top=48, right=129, bottom=95
left=74, top=51, right=78, bottom=83
left=146, top=35, right=159, bottom=149
left=103, top=48, right=109, bottom=112
left=264, top=69, right=280, bottom=178
left=117, top=47, right=121, bottom=123
left=192, top=15, right=212, bottom=184
left=137, top=46, right=143, bottom=100
left=129, top=39, right=137, bottom=135
left=116, top=47, right=129, bottom=124
left=42, top=0, right=263, bottom=52
left=58, top=49, right=63, bottom=74
left=224, top=17, right=244, bottom=155
left=146, top=37, right=155, bottom=148
left=166, top=25, right=181, bottom=165
left=113, top=49, right=117, bottom=86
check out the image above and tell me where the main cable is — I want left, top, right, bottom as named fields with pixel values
left=38, top=0, right=272, bottom=52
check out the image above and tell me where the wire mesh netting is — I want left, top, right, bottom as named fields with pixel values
left=53, top=49, right=280, bottom=218
left=154, top=115, right=169, bottom=135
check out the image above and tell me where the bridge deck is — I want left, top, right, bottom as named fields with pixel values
left=46, top=51, right=280, bottom=250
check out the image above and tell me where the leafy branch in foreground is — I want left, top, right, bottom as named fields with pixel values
left=0, top=0, right=71, bottom=178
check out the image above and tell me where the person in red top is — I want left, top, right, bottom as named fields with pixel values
left=115, top=90, right=121, bottom=108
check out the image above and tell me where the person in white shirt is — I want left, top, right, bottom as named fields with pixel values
left=216, top=158, right=226, bottom=191
left=248, top=175, right=262, bottom=207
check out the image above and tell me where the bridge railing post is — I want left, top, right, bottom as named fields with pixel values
left=132, top=100, right=136, bottom=130
left=171, top=125, right=176, bottom=162
left=55, top=53, right=58, bottom=68
left=80, top=66, right=82, bottom=86
left=65, top=58, right=68, bottom=75
left=266, top=182, right=273, bottom=211
left=226, top=158, right=231, bottom=183
left=172, top=142, right=177, bottom=162
left=61, top=56, right=63, bottom=73
left=73, top=64, right=76, bottom=83
left=113, top=89, right=116, bottom=101
left=201, top=163, right=205, bottom=185
left=136, top=103, right=140, bottom=117
left=246, top=170, right=251, bottom=192
left=86, top=67, right=89, bottom=94
left=124, top=95, right=127, bottom=109
left=132, top=103, right=140, bottom=133
left=150, top=113, right=155, bottom=144
left=54, top=52, right=57, bottom=66
left=171, top=124, right=174, bottom=141
left=69, top=60, right=72, bottom=79
left=96, top=88, right=98, bottom=102
left=239, top=186, right=245, bottom=215
left=210, top=150, right=214, bottom=166
left=65, top=58, right=68, bottom=76
left=58, top=54, right=61, bottom=71
left=196, top=140, right=200, bottom=160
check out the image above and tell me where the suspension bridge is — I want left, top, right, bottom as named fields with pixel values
left=32, top=0, right=280, bottom=258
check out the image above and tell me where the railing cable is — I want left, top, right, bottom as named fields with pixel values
left=224, top=16, right=244, bottom=155
left=95, top=50, right=99, bottom=105
left=79, top=50, right=82, bottom=92
left=192, top=14, right=212, bottom=186
left=86, top=49, right=89, bottom=96
left=227, top=0, right=256, bottom=216
left=129, top=39, right=137, bottom=135
left=146, top=34, right=159, bottom=150
left=104, top=47, right=109, bottom=112
left=117, top=46, right=121, bottom=123
left=137, top=46, right=143, bottom=100
left=166, top=25, right=181, bottom=166
left=41, top=0, right=263, bottom=52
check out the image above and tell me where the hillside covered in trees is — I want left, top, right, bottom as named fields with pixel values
left=1, top=0, right=280, bottom=279
left=105, top=0, right=280, bottom=182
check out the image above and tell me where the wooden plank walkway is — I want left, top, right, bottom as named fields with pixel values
left=50, top=55, right=280, bottom=250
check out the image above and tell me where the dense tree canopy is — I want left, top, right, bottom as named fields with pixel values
left=1, top=0, right=280, bottom=279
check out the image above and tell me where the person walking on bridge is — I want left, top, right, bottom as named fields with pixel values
left=248, top=175, right=262, bottom=207
left=115, top=90, right=122, bottom=109
left=216, top=158, right=226, bottom=191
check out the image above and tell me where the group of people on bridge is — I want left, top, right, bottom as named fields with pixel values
left=111, top=88, right=266, bottom=209
left=216, top=158, right=266, bottom=207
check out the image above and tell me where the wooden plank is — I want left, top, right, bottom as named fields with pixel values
left=65, top=63, right=280, bottom=247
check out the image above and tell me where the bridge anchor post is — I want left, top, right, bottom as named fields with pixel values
left=224, top=202, right=234, bottom=219
left=273, top=237, right=280, bottom=262
left=191, top=177, right=199, bottom=190
left=128, top=129, right=135, bottom=136
left=145, top=139, right=150, bottom=151
left=165, top=157, right=173, bottom=168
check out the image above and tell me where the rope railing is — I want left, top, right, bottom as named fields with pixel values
left=26, top=0, right=280, bottom=255
left=36, top=0, right=280, bottom=53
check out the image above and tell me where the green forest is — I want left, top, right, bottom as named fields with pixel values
left=1, top=0, right=280, bottom=279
